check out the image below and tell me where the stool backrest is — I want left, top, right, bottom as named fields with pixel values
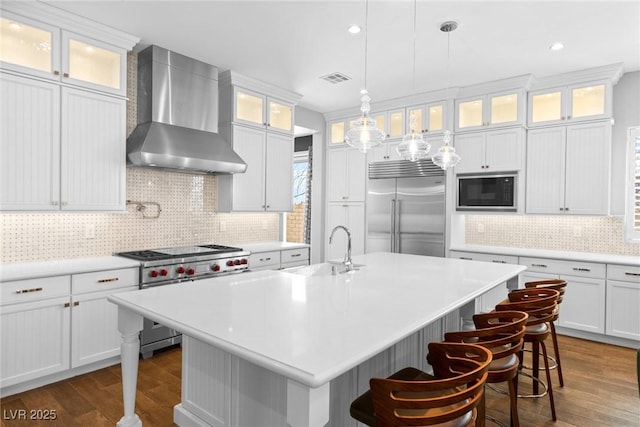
left=495, top=288, right=560, bottom=326
left=524, top=279, right=567, bottom=304
left=370, top=342, right=491, bottom=427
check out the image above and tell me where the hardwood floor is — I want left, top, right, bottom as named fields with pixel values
left=1, top=335, right=638, bottom=426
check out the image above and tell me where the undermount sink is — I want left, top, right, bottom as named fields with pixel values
left=287, top=262, right=365, bottom=277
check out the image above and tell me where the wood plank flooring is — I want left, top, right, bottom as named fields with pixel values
left=1, top=335, right=638, bottom=426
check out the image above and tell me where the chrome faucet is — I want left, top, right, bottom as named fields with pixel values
left=329, top=225, right=353, bottom=271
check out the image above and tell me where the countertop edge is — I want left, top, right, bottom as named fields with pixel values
left=449, top=245, right=640, bottom=266
left=0, top=256, right=141, bottom=282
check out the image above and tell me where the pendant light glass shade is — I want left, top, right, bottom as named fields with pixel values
left=345, top=89, right=385, bottom=153
left=396, top=111, right=430, bottom=161
left=431, top=130, right=461, bottom=169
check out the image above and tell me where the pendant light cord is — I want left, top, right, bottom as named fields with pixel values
left=363, top=0, right=370, bottom=91
left=412, top=0, right=417, bottom=94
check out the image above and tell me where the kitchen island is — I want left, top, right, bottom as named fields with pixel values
left=109, top=252, right=525, bottom=427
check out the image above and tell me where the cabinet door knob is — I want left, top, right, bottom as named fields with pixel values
left=63, top=72, right=69, bottom=78
left=53, top=70, right=60, bottom=76
left=64, top=302, right=70, bottom=308
left=74, top=301, right=80, bottom=306
left=567, top=115, right=572, bottom=120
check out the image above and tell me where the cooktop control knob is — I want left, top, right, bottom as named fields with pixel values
left=176, top=266, right=185, bottom=274
left=226, top=260, right=234, bottom=267
left=160, top=269, right=168, bottom=276
left=149, top=270, right=159, bottom=278
left=187, top=268, right=196, bottom=276
left=212, top=264, right=221, bottom=272
left=234, top=259, right=241, bottom=265
left=240, top=258, right=248, bottom=265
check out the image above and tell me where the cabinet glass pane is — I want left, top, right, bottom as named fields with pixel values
left=532, top=91, right=562, bottom=122
left=458, top=99, right=483, bottom=128
left=407, top=108, right=423, bottom=132
left=0, top=17, right=52, bottom=73
left=428, top=105, right=443, bottom=131
left=572, top=84, right=605, bottom=118
left=373, top=114, right=386, bottom=134
left=389, top=111, right=404, bottom=137
left=236, top=91, right=264, bottom=124
left=330, top=122, right=345, bottom=144
left=491, top=93, right=518, bottom=124
left=269, top=101, right=292, bottom=131
left=68, top=39, right=120, bottom=89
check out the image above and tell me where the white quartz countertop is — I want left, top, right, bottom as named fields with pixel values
left=109, top=252, right=525, bottom=387
left=240, top=241, right=310, bottom=253
left=450, top=245, right=639, bottom=266
left=0, top=256, right=141, bottom=282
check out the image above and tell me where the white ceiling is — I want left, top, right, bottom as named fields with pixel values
left=42, top=0, right=640, bottom=114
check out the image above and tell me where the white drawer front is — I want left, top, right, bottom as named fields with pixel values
left=450, top=251, right=518, bottom=265
left=281, top=248, right=309, bottom=264
left=607, top=264, right=640, bottom=282
left=72, top=267, right=139, bottom=294
left=1, top=275, right=70, bottom=305
left=249, top=251, right=280, bottom=270
left=520, top=257, right=605, bottom=278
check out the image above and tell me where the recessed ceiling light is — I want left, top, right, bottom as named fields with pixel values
left=347, top=25, right=361, bottom=34
left=550, top=42, right=564, bottom=51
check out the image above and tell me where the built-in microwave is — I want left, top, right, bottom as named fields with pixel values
left=456, top=173, right=517, bottom=212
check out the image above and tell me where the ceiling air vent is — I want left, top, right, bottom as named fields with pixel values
left=320, top=72, right=351, bottom=84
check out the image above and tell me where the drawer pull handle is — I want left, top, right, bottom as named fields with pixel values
left=573, top=267, right=591, bottom=272
left=460, top=257, right=472, bottom=260
left=16, top=287, right=43, bottom=294
left=291, top=253, right=301, bottom=257
left=260, top=257, right=272, bottom=261
left=624, top=272, right=640, bottom=277
left=492, top=260, right=507, bottom=264
left=98, top=277, right=119, bottom=283
left=531, top=263, right=547, bottom=268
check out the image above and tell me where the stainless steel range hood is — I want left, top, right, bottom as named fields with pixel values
left=127, top=45, right=246, bottom=174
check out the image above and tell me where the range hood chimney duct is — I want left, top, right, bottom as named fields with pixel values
left=127, top=45, right=246, bottom=174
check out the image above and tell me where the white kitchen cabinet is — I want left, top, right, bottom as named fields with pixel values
left=326, top=203, right=365, bottom=262
left=519, top=257, right=606, bottom=334
left=368, top=140, right=402, bottom=163
left=528, top=80, right=612, bottom=127
left=455, top=89, right=524, bottom=132
left=70, top=267, right=137, bottom=368
left=0, top=10, right=129, bottom=96
left=218, top=124, right=293, bottom=212
left=328, top=117, right=359, bottom=146
left=454, top=127, right=524, bottom=174
left=0, top=73, right=60, bottom=210
left=406, top=101, right=446, bottom=134
left=0, top=276, right=71, bottom=388
left=449, top=251, right=519, bottom=313
left=0, top=74, right=126, bottom=211
left=526, top=122, right=611, bottom=215
left=231, top=86, right=294, bottom=135
left=372, top=109, right=405, bottom=140
left=327, top=147, right=367, bottom=202
left=247, top=247, right=310, bottom=271
left=605, top=264, right=640, bottom=341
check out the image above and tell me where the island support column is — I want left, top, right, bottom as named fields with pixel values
left=286, top=379, right=330, bottom=427
left=116, top=307, right=144, bottom=427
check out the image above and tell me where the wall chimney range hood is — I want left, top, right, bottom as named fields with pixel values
left=127, top=45, right=246, bottom=174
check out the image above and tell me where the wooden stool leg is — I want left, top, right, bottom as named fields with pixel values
left=550, top=322, right=564, bottom=387
left=532, top=341, right=540, bottom=395
left=541, top=341, right=557, bottom=421
left=508, top=374, right=520, bottom=427
left=478, top=387, right=486, bottom=427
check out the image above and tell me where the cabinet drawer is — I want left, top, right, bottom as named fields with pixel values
left=281, top=260, right=310, bottom=270
left=281, top=248, right=309, bottom=264
left=72, top=267, right=138, bottom=294
left=519, top=257, right=605, bottom=278
left=1, top=275, right=70, bottom=305
left=450, top=251, right=518, bottom=265
left=607, top=264, right=640, bottom=282
left=249, top=251, right=280, bottom=270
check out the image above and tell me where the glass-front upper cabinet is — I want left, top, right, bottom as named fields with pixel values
left=406, top=101, right=445, bottom=134
left=372, top=109, right=404, bottom=140
left=0, top=12, right=60, bottom=80
left=455, top=90, right=523, bottom=132
left=528, top=81, right=611, bottom=126
left=328, top=117, right=360, bottom=145
left=62, top=32, right=126, bottom=96
left=235, top=87, right=294, bottom=134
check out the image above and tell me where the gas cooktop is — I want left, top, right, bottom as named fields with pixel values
left=117, top=244, right=244, bottom=262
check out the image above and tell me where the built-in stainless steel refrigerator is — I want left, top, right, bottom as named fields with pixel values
left=366, top=160, right=445, bottom=257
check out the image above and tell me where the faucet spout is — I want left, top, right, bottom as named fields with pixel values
left=329, top=225, right=353, bottom=270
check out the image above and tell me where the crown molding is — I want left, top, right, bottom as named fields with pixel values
left=219, top=70, right=302, bottom=105
left=530, top=63, right=625, bottom=90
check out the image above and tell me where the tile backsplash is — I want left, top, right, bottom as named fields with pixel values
left=0, top=168, right=279, bottom=264
left=465, top=215, right=640, bottom=256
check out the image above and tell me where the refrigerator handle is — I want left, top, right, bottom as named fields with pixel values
left=395, top=199, right=400, bottom=253
left=390, top=199, right=396, bottom=252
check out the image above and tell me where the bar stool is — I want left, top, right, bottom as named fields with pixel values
left=495, top=288, right=560, bottom=422
left=444, top=310, right=528, bottom=427
left=349, top=342, right=492, bottom=427
left=524, top=279, right=567, bottom=387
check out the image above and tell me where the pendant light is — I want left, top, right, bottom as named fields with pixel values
left=344, top=0, right=385, bottom=153
left=396, top=0, right=430, bottom=162
left=431, top=21, right=461, bottom=170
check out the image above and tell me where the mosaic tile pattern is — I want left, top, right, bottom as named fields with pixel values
left=465, top=215, right=640, bottom=256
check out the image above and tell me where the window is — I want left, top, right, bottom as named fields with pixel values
left=626, top=126, right=640, bottom=242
